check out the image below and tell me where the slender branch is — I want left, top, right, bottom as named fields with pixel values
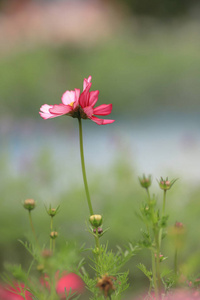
left=78, top=118, right=94, bottom=215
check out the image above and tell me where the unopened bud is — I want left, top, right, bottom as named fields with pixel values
left=41, top=249, right=52, bottom=258
left=157, top=177, right=178, bottom=191
left=175, top=221, right=183, bottom=228
left=93, top=247, right=100, bottom=255
left=155, top=253, right=164, bottom=262
left=24, top=199, right=35, bottom=211
left=139, top=175, right=152, bottom=189
left=89, top=214, right=102, bottom=228
left=46, top=205, right=60, bottom=217
left=50, top=231, right=58, bottom=239
left=37, top=264, right=44, bottom=272
left=93, top=227, right=103, bottom=235
left=48, top=208, right=56, bottom=217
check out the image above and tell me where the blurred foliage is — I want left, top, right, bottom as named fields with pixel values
left=1, top=148, right=200, bottom=297
left=122, top=0, right=199, bottom=18
left=1, top=23, right=200, bottom=120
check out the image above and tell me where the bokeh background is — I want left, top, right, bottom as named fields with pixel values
left=1, top=0, right=200, bottom=298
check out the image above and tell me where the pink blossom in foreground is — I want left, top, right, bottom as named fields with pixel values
left=0, top=283, right=33, bottom=300
left=39, top=76, right=115, bottom=125
left=41, top=271, right=84, bottom=299
left=56, top=271, right=84, bottom=299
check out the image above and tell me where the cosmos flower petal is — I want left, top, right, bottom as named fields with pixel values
left=91, top=116, right=115, bottom=125
left=83, top=75, right=92, bottom=91
left=83, top=106, right=94, bottom=118
left=93, top=104, right=113, bottom=116
left=39, top=112, right=58, bottom=119
left=40, top=104, right=53, bottom=113
left=39, top=104, right=56, bottom=119
left=88, top=90, right=99, bottom=107
left=79, top=83, right=92, bottom=108
left=61, top=89, right=80, bottom=106
left=73, top=88, right=81, bottom=108
left=49, top=103, right=72, bottom=115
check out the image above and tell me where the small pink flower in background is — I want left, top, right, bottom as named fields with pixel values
left=56, top=271, right=84, bottom=299
left=39, top=76, right=115, bottom=125
left=0, top=283, right=33, bottom=300
left=41, top=271, right=84, bottom=299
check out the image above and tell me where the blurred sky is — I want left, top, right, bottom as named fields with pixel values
left=0, top=0, right=200, bottom=184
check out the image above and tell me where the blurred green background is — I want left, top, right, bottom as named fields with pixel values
left=0, top=0, right=200, bottom=298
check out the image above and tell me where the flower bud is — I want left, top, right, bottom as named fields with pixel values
left=89, top=215, right=102, bottom=228
left=175, top=221, right=183, bottom=228
left=93, top=227, right=103, bottom=235
left=24, top=199, right=35, bottom=211
left=41, top=249, right=52, bottom=258
left=50, top=231, right=58, bottom=239
left=93, top=247, right=100, bottom=255
left=157, top=177, right=178, bottom=191
left=37, top=264, right=44, bottom=272
left=139, top=174, right=152, bottom=189
left=46, top=205, right=60, bottom=217
left=155, top=253, right=164, bottom=262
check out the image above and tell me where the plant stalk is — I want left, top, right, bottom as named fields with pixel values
left=28, top=211, right=40, bottom=248
left=78, top=118, right=94, bottom=216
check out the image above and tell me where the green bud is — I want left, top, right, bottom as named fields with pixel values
left=139, top=174, right=152, bottom=189
left=24, top=199, right=35, bottom=211
left=50, top=231, right=58, bottom=239
left=37, top=264, right=44, bottom=272
left=46, top=204, right=60, bottom=217
left=93, top=247, right=100, bottom=255
left=89, top=214, right=103, bottom=228
left=158, top=177, right=178, bottom=191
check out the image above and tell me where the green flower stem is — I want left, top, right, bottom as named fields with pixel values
left=146, top=188, right=151, bottom=204
left=95, top=229, right=101, bottom=261
left=28, top=211, right=40, bottom=248
left=159, top=190, right=167, bottom=248
left=162, top=190, right=167, bottom=216
left=78, top=118, right=94, bottom=216
left=174, top=248, right=178, bottom=276
left=53, top=240, right=56, bottom=253
left=50, top=216, right=53, bottom=251
left=151, top=250, right=158, bottom=298
left=146, top=188, right=159, bottom=297
left=155, top=229, right=162, bottom=298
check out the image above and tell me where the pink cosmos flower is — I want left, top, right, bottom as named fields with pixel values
left=0, top=283, right=33, bottom=300
left=56, top=271, right=84, bottom=299
left=39, top=76, right=115, bottom=125
left=40, top=271, right=84, bottom=299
